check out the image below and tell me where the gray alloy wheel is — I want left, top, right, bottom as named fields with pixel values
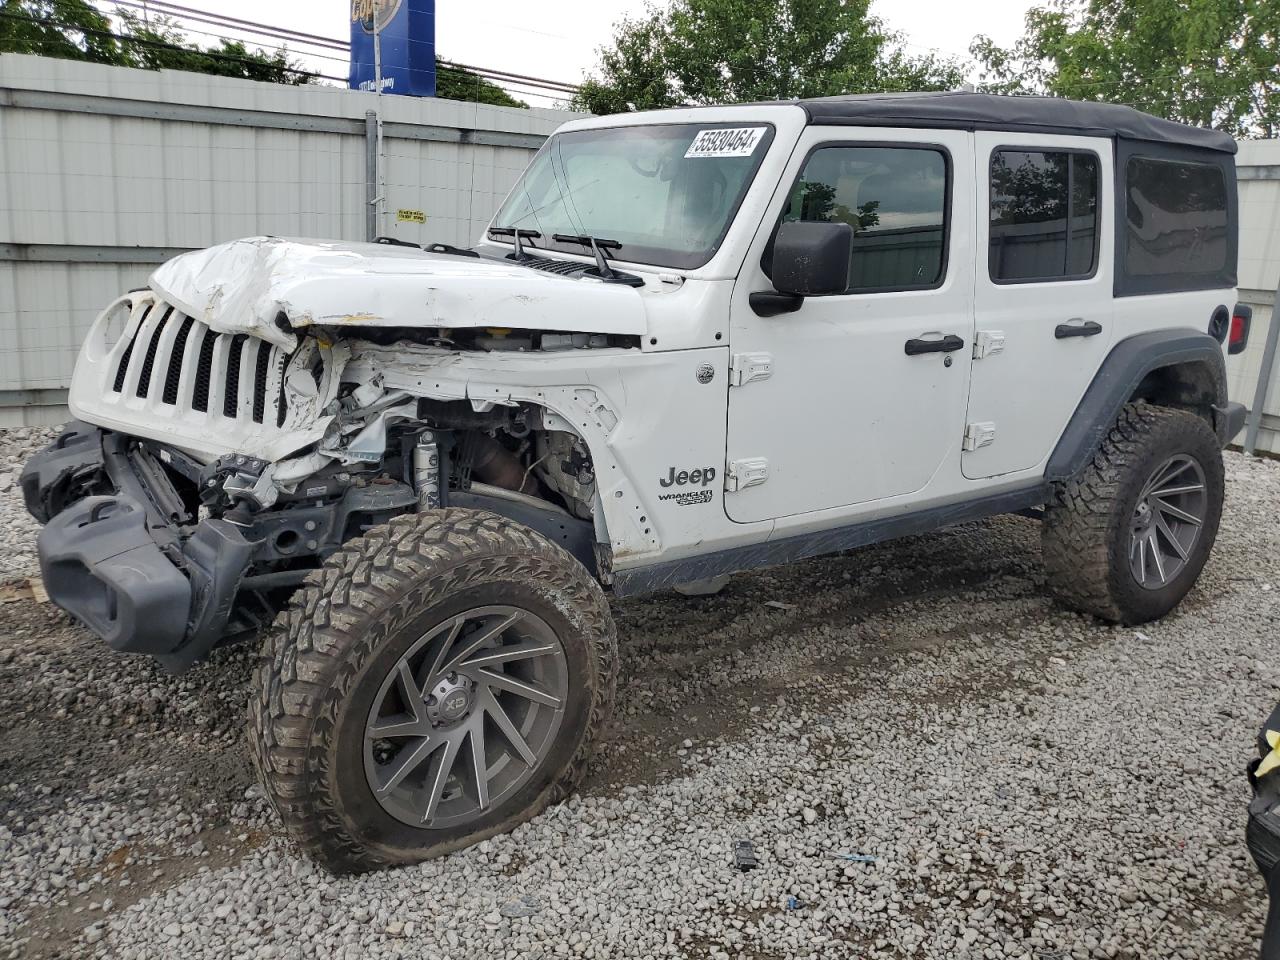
left=253, top=508, right=616, bottom=873
left=363, top=605, right=569, bottom=829
left=1041, top=403, right=1223, bottom=625
left=1127, top=454, right=1208, bottom=590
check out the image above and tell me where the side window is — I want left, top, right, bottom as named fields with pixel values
left=1124, top=156, right=1228, bottom=278
left=989, top=150, right=1099, bottom=282
left=779, top=146, right=949, bottom=293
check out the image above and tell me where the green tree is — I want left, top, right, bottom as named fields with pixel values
left=572, top=0, right=965, bottom=114
left=971, top=0, right=1280, bottom=137
left=0, top=1, right=313, bottom=83
left=436, top=59, right=527, bottom=108
left=0, top=0, right=122, bottom=63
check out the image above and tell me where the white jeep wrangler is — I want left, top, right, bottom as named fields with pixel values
left=22, top=93, right=1250, bottom=871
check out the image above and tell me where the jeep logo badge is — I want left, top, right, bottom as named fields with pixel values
left=660, top=466, right=717, bottom=488
left=695, top=363, right=715, bottom=384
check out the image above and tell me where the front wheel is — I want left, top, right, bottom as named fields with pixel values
left=250, top=509, right=617, bottom=873
left=1041, top=402, right=1224, bottom=624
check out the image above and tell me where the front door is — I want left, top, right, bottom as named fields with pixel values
left=962, top=133, right=1115, bottom=479
left=725, top=127, right=975, bottom=524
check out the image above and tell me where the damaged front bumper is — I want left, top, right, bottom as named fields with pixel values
left=22, top=424, right=254, bottom=671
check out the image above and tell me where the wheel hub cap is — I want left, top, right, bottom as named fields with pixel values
left=1128, top=454, right=1207, bottom=590
left=427, top=675, right=474, bottom=725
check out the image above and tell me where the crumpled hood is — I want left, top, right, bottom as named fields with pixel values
left=149, top=236, right=649, bottom=349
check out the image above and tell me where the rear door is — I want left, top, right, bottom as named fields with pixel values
left=963, top=133, right=1115, bottom=479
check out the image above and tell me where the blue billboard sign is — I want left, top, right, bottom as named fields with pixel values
left=349, top=0, right=436, bottom=97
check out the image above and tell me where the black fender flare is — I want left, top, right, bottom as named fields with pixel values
left=1045, top=329, right=1228, bottom=483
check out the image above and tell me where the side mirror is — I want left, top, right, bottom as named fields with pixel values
left=771, top=220, right=852, bottom=296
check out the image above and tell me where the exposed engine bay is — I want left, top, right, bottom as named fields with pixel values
left=211, top=337, right=614, bottom=554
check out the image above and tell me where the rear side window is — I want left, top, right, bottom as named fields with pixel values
left=989, top=150, right=1099, bottom=282
left=1124, top=157, right=1228, bottom=278
left=779, top=145, right=949, bottom=293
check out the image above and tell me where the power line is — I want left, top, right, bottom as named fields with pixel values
left=0, top=10, right=347, bottom=81
left=101, top=5, right=351, bottom=65
left=10, top=32, right=565, bottom=106
left=89, top=7, right=570, bottom=98
left=122, top=0, right=581, bottom=93
left=115, top=0, right=350, bottom=52
left=101, top=4, right=578, bottom=103
left=76, top=1, right=573, bottom=104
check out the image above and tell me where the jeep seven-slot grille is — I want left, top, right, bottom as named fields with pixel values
left=134, top=306, right=173, bottom=398
left=191, top=329, right=217, bottom=412
left=251, top=340, right=272, bottom=423
left=112, top=315, right=142, bottom=393
left=222, top=335, right=247, bottom=417
left=109, top=298, right=293, bottom=427
left=162, top=315, right=195, bottom=405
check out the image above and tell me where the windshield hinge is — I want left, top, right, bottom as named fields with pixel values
left=729, top=352, right=773, bottom=387
left=973, top=330, right=1006, bottom=360
left=725, top=457, right=769, bottom=492
left=963, top=422, right=997, bottom=451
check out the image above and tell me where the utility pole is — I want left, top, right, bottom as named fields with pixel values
left=372, top=4, right=386, bottom=238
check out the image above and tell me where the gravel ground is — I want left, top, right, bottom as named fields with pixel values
left=0, top=425, right=1275, bottom=959
left=0, top=427, right=56, bottom=581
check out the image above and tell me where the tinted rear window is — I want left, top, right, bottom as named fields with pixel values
left=989, top=150, right=1099, bottom=282
left=1124, top=157, right=1228, bottom=278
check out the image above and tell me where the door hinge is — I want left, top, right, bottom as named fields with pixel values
left=725, top=457, right=769, bottom=492
left=973, top=330, right=1006, bottom=360
left=963, top=422, right=997, bottom=451
left=729, top=352, right=773, bottom=387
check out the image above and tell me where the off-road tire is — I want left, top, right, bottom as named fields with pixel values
left=249, top=508, right=617, bottom=873
left=1042, top=402, right=1224, bottom=624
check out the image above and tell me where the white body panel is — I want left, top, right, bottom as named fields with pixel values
left=151, top=237, right=649, bottom=349
left=962, top=133, right=1117, bottom=479
left=344, top=339, right=773, bottom=569
left=726, top=126, right=977, bottom=524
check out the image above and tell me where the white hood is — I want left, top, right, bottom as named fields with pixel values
left=149, top=236, right=649, bottom=349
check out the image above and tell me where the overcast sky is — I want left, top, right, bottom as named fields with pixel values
left=118, top=0, right=1038, bottom=106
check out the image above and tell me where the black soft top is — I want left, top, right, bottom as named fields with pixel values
left=798, top=92, right=1236, bottom=155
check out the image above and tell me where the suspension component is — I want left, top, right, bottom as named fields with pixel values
left=413, top=430, right=441, bottom=511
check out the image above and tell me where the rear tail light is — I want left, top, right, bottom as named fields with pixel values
left=1230, top=304, right=1253, bottom=355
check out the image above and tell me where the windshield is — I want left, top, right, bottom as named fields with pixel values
left=490, top=123, right=775, bottom=270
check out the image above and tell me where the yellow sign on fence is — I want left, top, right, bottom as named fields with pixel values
left=396, top=209, right=426, bottom=224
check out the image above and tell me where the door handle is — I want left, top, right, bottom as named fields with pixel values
left=904, top=334, right=965, bottom=356
left=1055, top=320, right=1103, bottom=339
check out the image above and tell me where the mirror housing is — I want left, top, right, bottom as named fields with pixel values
left=771, top=220, right=853, bottom=296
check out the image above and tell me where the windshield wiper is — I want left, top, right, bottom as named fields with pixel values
left=552, top=233, right=624, bottom=280
left=488, top=226, right=541, bottom=261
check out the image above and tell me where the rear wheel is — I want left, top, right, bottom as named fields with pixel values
left=250, top=508, right=617, bottom=873
left=1041, top=402, right=1224, bottom=624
